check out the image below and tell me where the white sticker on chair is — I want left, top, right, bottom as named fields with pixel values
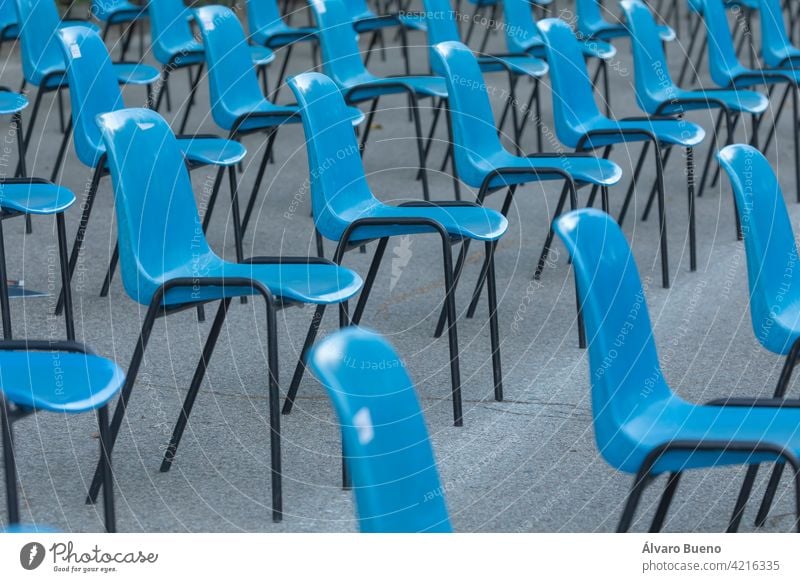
left=353, top=407, right=374, bottom=445
left=70, top=44, right=81, bottom=59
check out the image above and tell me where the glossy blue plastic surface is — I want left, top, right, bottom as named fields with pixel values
left=431, top=41, right=622, bottom=189
left=758, top=0, right=800, bottom=68
left=554, top=208, right=800, bottom=474
left=309, top=0, right=447, bottom=101
left=194, top=5, right=299, bottom=132
left=0, top=181, right=75, bottom=214
left=703, top=0, right=800, bottom=88
left=96, top=108, right=362, bottom=307
left=0, top=91, right=26, bottom=115
left=14, top=0, right=151, bottom=88
left=575, top=0, right=674, bottom=41
left=622, top=0, right=767, bottom=115
left=288, top=72, right=507, bottom=242
left=502, top=0, right=616, bottom=60
left=90, top=0, right=145, bottom=23
left=148, top=0, right=205, bottom=67
left=246, top=0, right=317, bottom=48
left=308, top=327, right=452, bottom=533
left=0, top=350, right=124, bottom=413
left=57, top=26, right=246, bottom=169
left=717, top=144, right=800, bottom=355
left=537, top=18, right=704, bottom=149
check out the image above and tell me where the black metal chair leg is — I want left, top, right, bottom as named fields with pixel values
left=160, top=299, right=232, bottom=472
left=359, top=97, right=379, bottom=153
left=201, top=165, right=226, bottom=234
left=755, top=462, right=786, bottom=527
left=617, top=472, right=653, bottom=532
left=97, top=404, right=116, bottom=532
left=99, top=243, right=119, bottom=298
left=351, top=238, right=388, bottom=325
left=409, top=95, right=431, bottom=201
left=485, top=240, right=502, bottom=401
left=618, top=142, right=650, bottom=227
left=272, top=44, right=294, bottom=102
left=56, top=214, right=75, bottom=341
left=641, top=147, right=673, bottom=222
left=87, top=298, right=161, bottom=504
left=439, top=234, right=463, bottom=426
left=264, top=288, right=282, bottom=522
left=697, top=110, right=726, bottom=198
left=650, top=472, right=681, bottom=532
left=178, top=63, right=204, bottom=135
left=16, top=89, right=43, bottom=177
left=283, top=304, right=327, bottom=414
left=534, top=182, right=570, bottom=280
left=653, top=141, right=670, bottom=288
left=728, top=464, right=759, bottom=532
left=0, top=220, right=10, bottom=340
left=228, top=166, right=244, bottom=264
left=1, top=400, right=19, bottom=524
left=50, top=119, right=74, bottom=183
left=56, top=163, right=104, bottom=316
left=687, top=146, right=697, bottom=271
left=241, top=129, right=278, bottom=235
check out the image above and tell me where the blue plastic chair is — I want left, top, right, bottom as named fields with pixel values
left=421, top=0, right=549, bottom=153
left=759, top=0, right=800, bottom=68
left=246, top=0, right=317, bottom=99
left=342, top=0, right=427, bottom=75
left=554, top=207, right=800, bottom=533
left=538, top=17, right=705, bottom=289
left=431, top=40, right=622, bottom=348
left=90, top=0, right=147, bottom=60
left=308, top=327, right=452, bottom=532
left=149, top=0, right=275, bottom=134
left=575, top=0, right=675, bottom=42
left=13, top=0, right=155, bottom=174
left=194, top=5, right=362, bottom=236
left=718, top=143, right=800, bottom=532
left=79, top=107, right=362, bottom=523
left=52, top=26, right=248, bottom=314
left=286, top=71, right=508, bottom=427
left=622, top=0, right=767, bottom=205
left=1, top=340, right=124, bottom=532
left=701, top=0, right=800, bottom=197
left=309, top=0, right=448, bottom=201
left=502, top=0, right=617, bottom=114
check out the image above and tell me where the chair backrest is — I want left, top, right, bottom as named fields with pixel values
left=701, top=0, right=746, bottom=86
left=537, top=18, right=602, bottom=148
left=96, top=108, right=214, bottom=304
left=343, top=0, right=374, bottom=18
left=575, top=0, right=612, bottom=37
left=57, top=26, right=124, bottom=169
left=307, top=326, right=452, bottom=533
left=420, top=0, right=462, bottom=76
left=758, top=0, right=794, bottom=68
left=91, top=0, right=136, bottom=21
left=13, top=0, right=64, bottom=85
left=287, top=72, right=378, bottom=240
left=621, top=0, right=676, bottom=114
left=308, top=0, right=370, bottom=86
left=148, top=0, right=196, bottom=66
left=553, top=209, right=672, bottom=465
left=246, top=0, right=285, bottom=35
left=502, top=0, right=543, bottom=53
left=193, top=5, right=265, bottom=129
left=717, top=144, right=800, bottom=354
left=430, top=41, right=504, bottom=186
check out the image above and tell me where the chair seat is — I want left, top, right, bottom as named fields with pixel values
left=0, top=91, right=27, bottom=115
left=250, top=45, right=276, bottom=67
left=344, top=75, right=448, bottom=102
left=614, top=395, right=800, bottom=474
left=152, top=258, right=364, bottom=307
left=178, top=137, right=247, bottom=167
left=473, top=151, right=623, bottom=190
left=1, top=23, right=18, bottom=39
left=112, top=62, right=160, bottom=86
left=0, top=182, right=75, bottom=214
left=161, top=39, right=205, bottom=67
left=478, top=54, right=548, bottom=78
left=94, top=2, right=146, bottom=23
left=763, top=44, right=800, bottom=69
left=725, top=66, right=800, bottom=89
left=578, top=116, right=705, bottom=148
left=522, top=37, right=616, bottom=61
left=252, top=24, right=317, bottom=48
left=61, top=20, right=101, bottom=33
left=337, top=202, right=508, bottom=243
left=657, top=88, right=769, bottom=115
left=0, top=351, right=124, bottom=413
left=582, top=22, right=675, bottom=42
